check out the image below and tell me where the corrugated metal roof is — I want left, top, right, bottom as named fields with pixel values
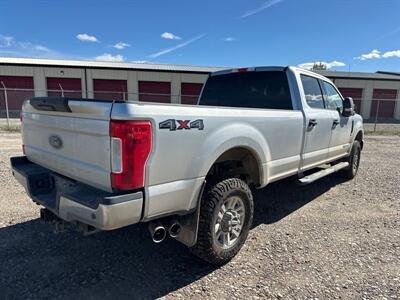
left=0, top=57, right=225, bottom=73
left=1, top=57, right=399, bottom=80
left=376, top=71, right=400, bottom=76
left=316, top=70, right=400, bottom=81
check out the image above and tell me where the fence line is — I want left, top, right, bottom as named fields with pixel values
left=0, top=82, right=10, bottom=127
left=1, top=87, right=400, bottom=131
left=1, top=87, right=399, bottom=102
left=0, top=87, right=199, bottom=98
left=0, top=87, right=202, bottom=128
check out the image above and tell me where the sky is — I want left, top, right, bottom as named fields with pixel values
left=0, top=0, right=400, bottom=72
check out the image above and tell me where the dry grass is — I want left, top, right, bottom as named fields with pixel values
left=0, top=125, right=21, bottom=133
left=365, top=130, right=400, bottom=136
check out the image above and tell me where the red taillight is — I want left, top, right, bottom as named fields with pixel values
left=110, top=120, right=152, bottom=190
left=237, top=68, right=248, bottom=73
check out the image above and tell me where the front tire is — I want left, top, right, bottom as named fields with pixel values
left=190, top=178, right=254, bottom=265
left=339, top=140, right=361, bottom=179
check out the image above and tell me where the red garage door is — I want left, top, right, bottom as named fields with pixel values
left=370, top=89, right=397, bottom=119
left=93, top=79, right=127, bottom=100
left=47, top=77, right=82, bottom=98
left=181, top=83, right=203, bottom=105
left=0, top=76, right=34, bottom=110
left=139, top=81, right=171, bottom=103
left=338, top=88, right=363, bottom=114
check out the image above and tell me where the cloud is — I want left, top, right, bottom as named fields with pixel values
left=223, top=37, right=237, bottom=42
left=33, top=45, right=50, bottom=52
left=239, top=0, right=284, bottom=19
left=113, top=42, right=130, bottom=50
left=95, top=53, right=124, bottom=62
left=382, top=50, right=400, bottom=58
left=19, top=42, right=50, bottom=52
left=148, top=33, right=205, bottom=58
left=354, top=49, right=381, bottom=60
left=1, top=34, right=49, bottom=53
left=161, top=32, right=182, bottom=40
left=326, top=61, right=346, bottom=68
left=0, top=35, right=14, bottom=47
left=380, top=26, right=400, bottom=40
left=299, top=61, right=346, bottom=70
left=354, top=49, right=400, bottom=60
left=0, top=34, right=60, bottom=58
left=76, top=33, right=99, bottom=43
left=131, top=60, right=150, bottom=63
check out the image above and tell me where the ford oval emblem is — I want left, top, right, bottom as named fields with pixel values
left=49, top=135, right=63, bottom=149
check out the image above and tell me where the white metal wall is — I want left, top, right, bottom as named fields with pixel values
left=332, top=78, right=400, bottom=119
left=1, top=64, right=400, bottom=119
left=0, top=65, right=208, bottom=104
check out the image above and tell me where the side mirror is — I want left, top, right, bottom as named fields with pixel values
left=342, top=97, right=355, bottom=117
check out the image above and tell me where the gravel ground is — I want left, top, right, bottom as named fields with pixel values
left=0, top=118, right=20, bottom=126
left=0, top=133, right=399, bottom=299
left=363, top=123, right=400, bottom=133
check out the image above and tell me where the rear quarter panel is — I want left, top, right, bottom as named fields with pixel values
left=112, top=102, right=304, bottom=218
left=112, top=102, right=304, bottom=185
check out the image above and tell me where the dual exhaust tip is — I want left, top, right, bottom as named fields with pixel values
left=149, top=220, right=181, bottom=243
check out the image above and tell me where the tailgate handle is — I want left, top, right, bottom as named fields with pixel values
left=30, top=97, right=72, bottom=112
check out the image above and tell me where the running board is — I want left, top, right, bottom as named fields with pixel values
left=298, top=162, right=349, bottom=185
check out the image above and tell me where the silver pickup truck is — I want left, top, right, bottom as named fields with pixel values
left=11, top=66, right=363, bottom=264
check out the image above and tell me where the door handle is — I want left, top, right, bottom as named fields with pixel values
left=332, top=119, right=339, bottom=128
left=308, top=119, right=318, bottom=128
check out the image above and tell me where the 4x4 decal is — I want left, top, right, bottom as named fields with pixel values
left=159, top=119, right=204, bottom=131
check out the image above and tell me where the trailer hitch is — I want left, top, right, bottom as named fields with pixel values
left=40, top=208, right=67, bottom=233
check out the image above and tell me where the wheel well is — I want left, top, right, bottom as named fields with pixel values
left=206, top=147, right=261, bottom=187
left=355, top=131, right=364, bottom=150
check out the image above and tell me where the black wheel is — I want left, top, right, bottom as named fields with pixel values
left=339, top=140, right=361, bottom=179
left=190, top=178, right=254, bottom=265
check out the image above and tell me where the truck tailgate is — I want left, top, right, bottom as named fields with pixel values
left=22, top=98, right=114, bottom=192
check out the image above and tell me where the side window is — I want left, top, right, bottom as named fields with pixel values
left=300, top=75, right=324, bottom=109
left=320, top=81, right=343, bottom=112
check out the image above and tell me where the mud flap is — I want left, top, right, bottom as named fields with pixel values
left=174, top=180, right=206, bottom=247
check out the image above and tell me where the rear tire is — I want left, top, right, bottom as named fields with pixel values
left=338, top=140, right=361, bottom=179
left=190, top=178, right=253, bottom=265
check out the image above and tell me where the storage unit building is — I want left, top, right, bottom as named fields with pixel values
left=46, top=77, right=82, bottom=98
left=181, top=82, right=204, bottom=105
left=0, top=75, right=34, bottom=110
left=337, top=88, right=363, bottom=114
left=1, top=57, right=400, bottom=120
left=370, top=89, right=397, bottom=119
left=93, top=79, right=127, bottom=100
left=138, top=81, right=171, bottom=103
left=319, top=70, right=400, bottom=121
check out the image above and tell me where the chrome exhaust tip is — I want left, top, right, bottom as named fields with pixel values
left=149, top=223, right=167, bottom=243
left=168, top=221, right=181, bottom=238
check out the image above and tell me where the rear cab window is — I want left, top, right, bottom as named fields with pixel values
left=199, top=71, right=293, bottom=110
